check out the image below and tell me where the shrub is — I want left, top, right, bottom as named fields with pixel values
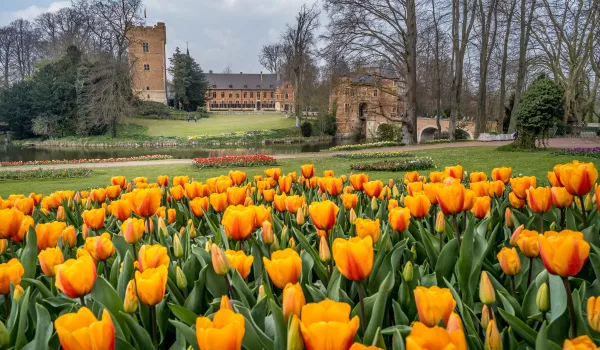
left=0, top=168, right=92, bottom=181
left=333, top=151, right=414, bottom=159
left=301, top=121, right=313, bottom=137
left=1, top=154, right=172, bottom=167
left=551, top=147, right=600, bottom=158
left=376, top=123, right=402, bottom=142
left=323, top=141, right=400, bottom=152
left=135, top=101, right=172, bottom=118
left=350, top=157, right=434, bottom=172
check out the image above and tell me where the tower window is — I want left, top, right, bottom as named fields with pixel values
left=143, top=64, right=149, bottom=71
left=147, top=94, right=150, bottom=98
left=221, top=92, right=225, bottom=97
left=213, top=92, right=216, bottom=98
left=143, top=42, right=149, bottom=52
left=373, top=89, right=378, bottom=97
left=146, top=85, right=150, bottom=90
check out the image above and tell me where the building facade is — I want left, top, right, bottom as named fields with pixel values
left=128, top=22, right=168, bottom=104
left=331, top=73, right=404, bottom=139
left=205, top=72, right=294, bottom=112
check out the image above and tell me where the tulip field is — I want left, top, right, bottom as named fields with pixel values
left=1, top=160, right=600, bottom=350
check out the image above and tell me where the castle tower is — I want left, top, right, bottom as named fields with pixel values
left=128, top=22, right=167, bottom=104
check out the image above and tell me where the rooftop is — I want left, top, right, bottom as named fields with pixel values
left=206, top=72, right=284, bottom=90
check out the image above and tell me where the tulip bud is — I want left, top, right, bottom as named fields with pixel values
left=536, top=283, right=550, bottom=313
left=484, top=320, right=502, bottom=350
left=349, top=208, right=357, bottom=224
left=288, top=237, right=296, bottom=249
left=371, top=197, right=378, bottom=211
left=509, top=224, right=524, bottom=246
left=262, top=221, right=274, bottom=245
left=73, top=192, right=81, bottom=205
left=296, top=207, right=305, bottom=225
left=157, top=217, right=168, bottom=238
left=575, top=197, right=582, bottom=210
left=481, top=304, right=493, bottom=329
left=176, top=266, right=187, bottom=290
left=56, top=206, right=66, bottom=222
left=585, top=194, right=594, bottom=212
left=411, top=245, right=417, bottom=260
left=145, top=218, right=154, bottom=236
left=270, top=235, right=280, bottom=252
left=287, top=315, right=304, bottom=350
left=205, top=239, right=212, bottom=252
left=321, top=193, right=327, bottom=201
left=402, top=261, right=413, bottom=282
left=126, top=183, right=132, bottom=192
left=282, top=283, right=305, bottom=322
left=84, top=197, right=92, bottom=210
left=257, top=285, right=266, bottom=302
left=173, top=234, right=183, bottom=258
left=381, top=186, right=388, bottom=198
left=319, top=235, right=331, bottom=263
left=435, top=211, right=445, bottom=233
left=187, top=219, right=196, bottom=238
left=504, top=208, right=514, bottom=228
left=244, top=197, right=254, bottom=206
left=81, top=223, right=89, bottom=240
left=211, top=244, right=230, bottom=276
left=13, top=285, right=24, bottom=301
left=479, top=271, right=496, bottom=305
left=220, top=295, right=233, bottom=310
left=124, top=280, right=138, bottom=313
left=549, top=221, right=557, bottom=231
left=399, top=193, right=405, bottom=203
left=0, top=321, right=8, bottom=349
left=392, top=185, right=400, bottom=198
left=0, top=240, right=6, bottom=255
left=281, top=225, right=289, bottom=243
left=389, top=179, right=394, bottom=188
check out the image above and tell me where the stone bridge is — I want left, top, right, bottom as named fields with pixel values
left=415, top=117, right=475, bottom=142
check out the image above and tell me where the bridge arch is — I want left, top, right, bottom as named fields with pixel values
left=417, top=125, right=473, bottom=142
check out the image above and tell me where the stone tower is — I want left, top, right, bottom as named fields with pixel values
left=128, top=22, right=167, bottom=104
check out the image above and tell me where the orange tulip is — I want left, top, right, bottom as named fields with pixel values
left=340, top=193, right=358, bottom=210
left=429, top=171, right=445, bottom=183
left=558, top=161, right=598, bottom=196
left=111, top=176, right=127, bottom=189
left=167, top=208, right=176, bottom=224
left=406, top=181, right=424, bottom=196
left=404, top=171, right=420, bottom=184
left=509, top=191, right=525, bottom=209
left=228, top=171, right=246, bottom=186
left=526, top=186, right=552, bottom=213
left=55, top=307, right=114, bottom=350
left=132, top=188, right=161, bottom=217
left=587, top=296, right=600, bottom=332
left=278, top=175, right=293, bottom=193
left=273, top=193, right=287, bottom=212
left=469, top=172, right=487, bottom=183
left=309, top=200, right=339, bottom=234
left=109, top=199, right=133, bottom=221
left=423, top=183, right=442, bottom=204
left=136, top=244, right=170, bottom=272
left=90, top=188, right=106, bottom=203
left=596, top=184, right=600, bottom=213
left=82, top=208, right=105, bottom=230
left=332, top=236, right=373, bottom=281
left=222, top=205, right=256, bottom=240
left=263, top=248, right=302, bottom=289
left=187, top=197, right=207, bottom=217
left=265, top=168, right=282, bottom=181
left=185, top=181, right=206, bottom=199
left=444, top=165, right=463, bottom=181
left=301, top=164, right=316, bottom=179
left=55, top=255, right=97, bottom=298
left=349, top=174, right=369, bottom=191
left=173, top=175, right=189, bottom=188
left=38, top=247, right=65, bottom=277
left=539, top=230, right=590, bottom=277
left=13, top=215, right=33, bottom=243
left=404, top=194, right=431, bottom=219
left=436, top=184, right=465, bottom=215
left=299, top=299, right=360, bottom=350
left=196, top=308, right=245, bottom=350
left=491, top=167, right=512, bottom=184
left=262, top=189, right=276, bottom=202
left=469, top=181, right=490, bottom=197
left=325, top=177, right=343, bottom=196
left=169, top=185, right=184, bottom=201
left=548, top=171, right=561, bottom=187
left=36, top=221, right=67, bottom=251
left=388, top=207, right=411, bottom=232
left=120, top=218, right=145, bottom=244
left=253, top=204, right=271, bottom=228
left=0, top=258, right=24, bottom=295
left=84, top=233, right=115, bottom=261
left=285, top=195, right=304, bottom=214
left=323, top=170, right=334, bottom=177
left=135, top=265, right=168, bottom=306
left=551, top=186, right=573, bottom=208
left=471, top=196, right=491, bottom=219
left=510, top=176, right=537, bottom=199
left=563, top=336, right=598, bottom=350
left=363, top=180, right=383, bottom=198
left=414, top=286, right=456, bottom=327
left=13, top=198, right=34, bottom=215
left=488, top=180, right=505, bottom=198
left=0, top=208, right=24, bottom=239
left=61, top=225, right=77, bottom=248
left=405, top=321, right=467, bottom=350
left=105, top=185, right=121, bottom=200
left=355, top=218, right=381, bottom=243
left=497, top=247, right=521, bottom=276
left=210, top=193, right=228, bottom=212
left=462, top=189, right=477, bottom=211
left=515, top=229, right=540, bottom=258
left=282, top=282, right=306, bottom=321
left=225, top=250, right=254, bottom=279
left=226, top=187, right=247, bottom=206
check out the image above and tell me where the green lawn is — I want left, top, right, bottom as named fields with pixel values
left=129, top=113, right=297, bottom=137
left=1, top=146, right=598, bottom=197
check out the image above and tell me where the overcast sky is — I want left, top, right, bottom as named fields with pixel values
left=0, top=0, right=323, bottom=73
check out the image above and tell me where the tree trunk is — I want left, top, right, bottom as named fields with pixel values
left=498, top=0, right=516, bottom=133
left=432, top=0, right=442, bottom=137
left=405, top=0, right=418, bottom=144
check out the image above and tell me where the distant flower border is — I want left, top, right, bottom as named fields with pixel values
left=350, top=157, right=434, bottom=172
left=551, top=147, right=600, bottom=158
left=323, top=141, right=401, bottom=152
left=333, top=151, right=415, bottom=159
left=192, top=154, right=277, bottom=169
left=0, top=154, right=173, bottom=167
left=0, top=168, right=93, bottom=181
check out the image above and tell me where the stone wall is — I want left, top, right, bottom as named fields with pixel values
left=128, top=23, right=168, bottom=104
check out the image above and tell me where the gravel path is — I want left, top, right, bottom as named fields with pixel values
left=2, top=137, right=596, bottom=171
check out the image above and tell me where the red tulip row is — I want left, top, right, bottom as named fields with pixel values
left=0, top=154, right=173, bottom=167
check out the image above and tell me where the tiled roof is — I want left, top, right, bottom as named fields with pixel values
left=207, top=73, right=284, bottom=90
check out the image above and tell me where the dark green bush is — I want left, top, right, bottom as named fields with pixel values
left=376, top=123, right=402, bottom=142
left=135, top=101, right=172, bottom=118
left=301, top=121, right=313, bottom=137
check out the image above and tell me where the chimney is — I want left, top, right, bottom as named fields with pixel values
left=260, top=71, right=263, bottom=81
left=209, top=70, right=213, bottom=74
left=277, top=71, right=280, bottom=81
left=240, top=72, right=243, bottom=74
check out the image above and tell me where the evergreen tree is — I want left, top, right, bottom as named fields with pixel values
left=168, top=48, right=208, bottom=111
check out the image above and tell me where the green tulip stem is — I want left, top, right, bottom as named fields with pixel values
left=103, top=261, right=110, bottom=280
left=79, top=296, right=86, bottom=308
left=3, top=294, right=9, bottom=320
left=452, top=215, right=461, bottom=247
left=560, top=208, right=566, bottom=229
left=439, top=231, right=444, bottom=252
left=131, top=244, right=137, bottom=260
left=563, top=277, right=576, bottom=338
left=50, top=277, right=56, bottom=296
left=579, top=196, right=587, bottom=227
left=356, top=281, right=367, bottom=336
left=510, top=276, right=516, bottom=296
left=224, top=275, right=234, bottom=300
left=527, top=258, right=533, bottom=287
left=540, top=214, right=544, bottom=233
left=150, top=305, right=158, bottom=348
left=8, top=241, right=14, bottom=259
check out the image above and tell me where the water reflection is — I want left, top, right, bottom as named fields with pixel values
left=0, top=141, right=348, bottom=162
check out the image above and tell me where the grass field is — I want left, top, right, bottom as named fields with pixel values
left=1, top=146, right=598, bottom=197
left=128, top=114, right=297, bottom=137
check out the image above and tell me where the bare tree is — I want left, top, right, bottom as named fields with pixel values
left=258, top=43, right=285, bottom=73
left=11, top=19, right=40, bottom=81
left=497, top=0, right=517, bottom=132
left=323, top=0, right=419, bottom=143
left=282, top=3, right=320, bottom=128
left=87, top=0, right=142, bottom=60
left=222, top=64, right=233, bottom=74
left=0, top=26, right=16, bottom=87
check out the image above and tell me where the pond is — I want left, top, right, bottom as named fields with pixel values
left=0, top=141, right=346, bottom=162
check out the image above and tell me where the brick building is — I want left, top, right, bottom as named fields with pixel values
left=128, top=22, right=168, bottom=104
left=330, top=72, right=405, bottom=139
left=205, top=72, right=294, bottom=112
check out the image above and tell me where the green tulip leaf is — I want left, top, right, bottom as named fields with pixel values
left=269, top=299, right=287, bottom=350
left=364, top=272, right=394, bottom=345
left=117, top=251, right=134, bottom=301
left=235, top=304, right=274, bottom=350
left=549, top=274, right=567, bottom=323
left=498, top=308, right=537, bottom=346
left=169, top=320, right=200, bottom=350
left=435, top=238, right=459, bottom=286
left=14, top=287, right=31, bottom=350
left=391, top=328, right=406, bottom=350
left=21, top=278, right=53, bottom=299
left=168, top=303, right=198, bottom=326
left=89, top=277, right=130, bottom=341
left=292, top=227, right=328, bottom=283
left=21, top=228, right=38, bottom=280
left=120, top=311, right=155, bottom=349
left=21, top=303, right=52, bottom=350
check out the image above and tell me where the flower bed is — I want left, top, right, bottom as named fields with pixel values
left=0, top=168, right=92, bottom=181
left=192, top=154, right=277, bottom=169
left=323, top=140, right=401, bottom=152
left=0, top=154, right=173, bottom=167
left=551, top=147, right=600, bottom=158
left=333, top=151, right=415, bottom=159
left=350, top=157, right=434, bottom=171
